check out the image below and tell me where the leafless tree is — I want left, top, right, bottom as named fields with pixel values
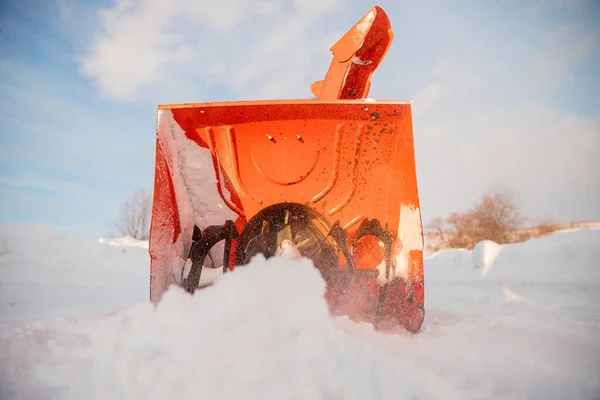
left=426, top=217, right=447, bottom=243
left=429, top=188, right=525, bottom=250
left=533, top=220, right=560, bottom=237
left=110, top=188, right=153, bottom=240
left=470, top=188, right=523, bottom=244
left=424, top=216, right=448, bottom=252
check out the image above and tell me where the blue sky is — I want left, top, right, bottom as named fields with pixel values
left=0, top=0, right=599, bottom=238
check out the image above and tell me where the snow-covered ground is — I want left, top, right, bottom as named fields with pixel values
left=98, top=235, right=149, bottom=249
left=1, top=222, right=599, bottom=399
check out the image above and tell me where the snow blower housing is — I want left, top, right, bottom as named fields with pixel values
left=149, top=6, right=425, bottom=333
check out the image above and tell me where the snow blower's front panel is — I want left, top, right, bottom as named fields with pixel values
left=150, top=100, right=424, bottom=332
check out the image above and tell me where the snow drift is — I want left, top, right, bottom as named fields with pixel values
left=98, top=235, right=149, bottom=249
left=55, top=256, right=449, bottom=400
left=0, top=223, right=148, bottom=327
left=1, top=222, right=600, bottom=399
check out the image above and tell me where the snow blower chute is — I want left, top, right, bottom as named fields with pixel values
left=149, top=6, right=425, bottom=333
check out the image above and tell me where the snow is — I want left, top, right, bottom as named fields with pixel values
left=1, top=222, right=600, bottom=399
left=0, top=223, right=148, bottom=328
left=98, top=235, right=149, bottom=249
left=152, top=109, right=240, bottom=302
left=471, top=239, right=501, bottom=277
left=393, top=204, right=424, bottom=281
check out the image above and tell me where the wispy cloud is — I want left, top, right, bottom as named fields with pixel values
left=0, top=59, right=154, bottom=186
left=78, top=0, right=343, bottom=102
left=528, top=25, right=598, bottom=88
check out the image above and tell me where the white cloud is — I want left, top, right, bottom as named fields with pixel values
left=528, top=25, right=598, bottom=88
left=0, top=59, right=154, bottom=190
left=79, top=0, right=342, bottom=102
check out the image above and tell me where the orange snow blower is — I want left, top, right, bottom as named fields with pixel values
left=149, top=6, right=425, bottom=333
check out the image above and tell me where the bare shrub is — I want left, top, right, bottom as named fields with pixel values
left=427, top=188, right=525, bottom=250
left=427, top=217, right=447, bottom=243
left=471, top=188, right=523, bottom=244
left=533, top=221, right=560, bottom=237
left=568, top=220, right=586, bottom=229
left=424, top=217, right=447, bottom=252
left=110, top=188, right=153, bottom=240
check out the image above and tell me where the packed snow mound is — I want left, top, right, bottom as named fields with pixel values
left=36, top=255, right=448, bottom=400
left=426, top=227, right=600, bottom=280
left=0, top=222, right=148, bottom=327
left=425, top=227, right=600, bottom=309
left=98, top=235, right=149, bottom=249
left=471, top=240, right=501, bottom=277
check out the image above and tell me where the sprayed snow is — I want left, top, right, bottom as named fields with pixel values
left=48, top=256, right=456, bottom=400
left=391, top=205, right=424, bottom=282
left=153, top=110, right=239, bottom=297
left=274, top=239, right=303, bottom=259
left=397, top=205, right=424, bottom=252
left=158, top=108, right=238, bottom=242
left=98, top=235, right=149, bottom=249
left=352, top=55, right=372, bottom=65
left=2, top=222, right=600, bottom=399
left=373, top=259, right=389, bottom=286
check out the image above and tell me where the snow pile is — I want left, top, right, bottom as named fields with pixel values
left=471, top=240, right=501, bottom=278
left=1, top=223, right=600, bottom=399
left=0, top=223, right=148, bottom=327
left=52, top=255, right=447, bottom=400
left=425, top=227, right=600, bottom=310
left=98, top=235, right=149, bottom=249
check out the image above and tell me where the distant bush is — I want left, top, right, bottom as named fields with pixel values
left=533, top=221, right=561, bottom=237
left=425, top=188, right=524, bottom=251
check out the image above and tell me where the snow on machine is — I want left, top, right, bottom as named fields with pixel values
left=149, top=6, right=425, bottom=333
